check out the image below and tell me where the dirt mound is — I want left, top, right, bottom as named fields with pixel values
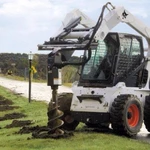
left=5, top=120, right=32, bottom=128
left=0, top=95, right=7, bottom=100
left=0, top=99, right=13, bottom=105
left=0, top=112, right=26, bottom=121
left=18, top=125, right=45, bottom=134
left=0, top=105, right=19, bottom=111
left=0, top=95, right=19, bottom=111
left=18, top=126, right=74, bottom=139
left=0, top=95, right=32, bottom=129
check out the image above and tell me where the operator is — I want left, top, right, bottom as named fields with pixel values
left=94, top=42, right=114, bottom=79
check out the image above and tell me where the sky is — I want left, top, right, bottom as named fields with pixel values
left=0, top=0, right=150, bottom=54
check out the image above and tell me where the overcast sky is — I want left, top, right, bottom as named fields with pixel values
left=0, top=0, right=150, bottom=54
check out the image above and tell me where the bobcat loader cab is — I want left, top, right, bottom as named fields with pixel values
left=38, top=2, right=150, bottom=136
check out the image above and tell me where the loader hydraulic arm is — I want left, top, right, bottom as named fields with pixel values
left=93, top=3, right=150, bottom=57
left=38, top=2, right=150, bottom=58
left=38, top=2, right=150, bottom=87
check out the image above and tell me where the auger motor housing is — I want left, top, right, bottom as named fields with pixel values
left=47, top=52, right=62, bottom=87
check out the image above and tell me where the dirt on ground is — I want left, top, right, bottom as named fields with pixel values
left=0, top=105, right=20, bottom=111
left=0, top=95, right=32, bottom=129
left=18, top=125, right=47, bottom=134
left=18, top=126, right=74, bottom=139
left=0, top=95, right=19, bottom=111
left=0, top=94, right=101, bottom=139
left=0, top=112, right=26, bottom=121
left=5, top=120, right=33, bottom=128
left=0, top=96, right=13, bottom=105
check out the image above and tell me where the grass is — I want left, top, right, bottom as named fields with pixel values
left=63, top=82, right=73, bottom=87
left=0, top=86, right=150, bottom=150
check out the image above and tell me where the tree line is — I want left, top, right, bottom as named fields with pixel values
left=0, top=53, right=79, bottom=83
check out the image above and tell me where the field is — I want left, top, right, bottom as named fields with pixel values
left=0, top=85, right=150, bottom=150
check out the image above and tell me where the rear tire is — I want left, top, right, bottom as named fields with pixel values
left=110, top=95, right=143, bottom=136
left=48, top=93, right=79, bottom=131
left=144, top=96, right=150, bottom=132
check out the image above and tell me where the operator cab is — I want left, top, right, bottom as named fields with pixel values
left=79, top=32, right=144, bottom=87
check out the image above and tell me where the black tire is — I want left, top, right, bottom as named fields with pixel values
left=144, top=96, right=150, bottom=132
left=48, top=93, right=79, bottom=131
left=110, top=95, right=143, bottom=136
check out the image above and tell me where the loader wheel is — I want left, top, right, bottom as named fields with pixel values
left=48, top=93, right=79, bottom=131
left=144, top=96, right=150, bottom=132
left=110, top=95, right=143, bottom=136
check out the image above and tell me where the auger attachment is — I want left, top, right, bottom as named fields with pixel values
left=46, top=54, right=65, bottom=136
left=32, top=74, right=65, bottom=138
left=47, top=85, right=64, bottom=135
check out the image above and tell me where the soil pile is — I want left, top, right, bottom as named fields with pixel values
left=0, top=95, right=19, bottom=111
left=0, top=96, right=13, bottom=105
left=0, top=112, right=26, bottom=121
left=0, top=95, right=73, bottom=139
left=18, top=126, right=74, bottom=139
left=5, top=120, right=32, bottom=128
left=0, top=95, right=32, bottom=129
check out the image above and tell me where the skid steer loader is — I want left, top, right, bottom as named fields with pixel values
left=38, top=2, right=150, bottom=137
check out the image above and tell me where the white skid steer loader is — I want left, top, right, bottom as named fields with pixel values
left=38, top=2, right=150, bottom=137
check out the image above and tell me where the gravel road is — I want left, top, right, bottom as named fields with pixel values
left=0, top=76, right=149, bottom=143
left=0, top=77, right=72, bottom=103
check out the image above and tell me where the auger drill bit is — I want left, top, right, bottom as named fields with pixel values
left=47, top=85, right=64, bottom=135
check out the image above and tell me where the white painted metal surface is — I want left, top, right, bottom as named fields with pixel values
left=71, top=82, right=150, bottom=113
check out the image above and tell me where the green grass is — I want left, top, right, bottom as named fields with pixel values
left=0, top=86, right=150, bottom=150
left=63, top=82, right=73, bottom=87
